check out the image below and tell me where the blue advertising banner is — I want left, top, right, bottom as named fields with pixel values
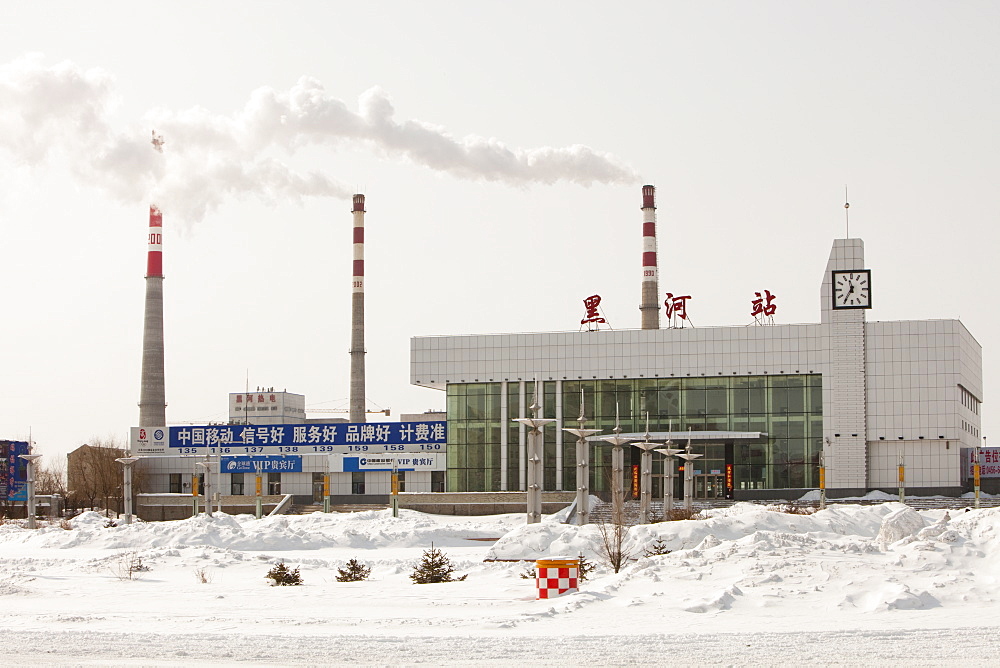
left=168, top=421, right=446, bottom=454
left=221, top=455, right=303, bottom=474
left=2, top=440, right=29, bottom=501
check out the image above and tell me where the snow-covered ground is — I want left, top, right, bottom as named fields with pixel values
left=2, top=503, right=1000, bottom=667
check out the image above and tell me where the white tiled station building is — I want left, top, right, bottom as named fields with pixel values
left=410, top=239, right=983, bottom=500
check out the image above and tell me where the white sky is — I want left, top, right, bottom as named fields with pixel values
left=1, top=2, right=997, bottom=463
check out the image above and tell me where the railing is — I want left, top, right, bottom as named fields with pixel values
left=267, top=494, right=295, bottom=517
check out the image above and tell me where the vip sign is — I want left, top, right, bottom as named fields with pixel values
left=331, top=453, right=446, bottom=472
left=131, top=427, right=168, bottom=455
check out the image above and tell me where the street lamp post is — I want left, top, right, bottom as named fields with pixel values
left=897, top=448, right=905, bottom=504
left=675, top=437, right=703, bottom=513
left=18, top=454, right=43, bottom=529
left=654, top=438, right=682, bottom=518
left=600, top=407, right=634, bottom=526
left=818, top=449, right=827, bottom=510
left=195, top=460, right=213, bottom=517
left=254, top=461, right=263, bottom=519
left=975, top=437, right=984, bottom=509
left=390, top=458, right=400, bottom=518
left=562, top=389, right=602, bottom=526
left=115, top=456, right=141, bottom=525
left=631, top=413, right=661, bottom=525
left=513, top=381, right=555, bottom=524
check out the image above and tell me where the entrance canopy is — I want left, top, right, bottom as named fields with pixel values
left=586, top=431, right=767, bottom=442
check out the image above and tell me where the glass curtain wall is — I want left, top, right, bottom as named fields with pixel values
left=445, top=375, right=822, bottom=493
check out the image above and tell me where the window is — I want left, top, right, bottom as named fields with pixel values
left=231, top=473, right=244, bottom=496
left=267, top=472, right=281, bottom=495
left=352, top=472, right=365, bottom=495
left=169, top=473, right=182, bottom=494
left=431, top=471, right=445, bottom=493
left=397, top=471, right=406, bottom=493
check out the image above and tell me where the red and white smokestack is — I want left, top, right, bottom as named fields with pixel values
left=146, top=205, right=163, bottom=277
left=349, top=194, right=367, bottom=423
left=639, top=185, right=660, bottom=329
left=139, top=205, right=167, bottom=428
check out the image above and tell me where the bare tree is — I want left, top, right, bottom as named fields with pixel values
left=596, top=481, right=632, bottom=573
left=36, top=458, right=68, bottom=497
left=67, top=435, right=145, bottom=516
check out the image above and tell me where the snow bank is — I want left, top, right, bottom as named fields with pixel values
left=2, top=509, right=520, bottom=552
left=486, top=502, right=895, bottom=561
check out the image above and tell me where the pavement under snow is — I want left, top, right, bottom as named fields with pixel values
left=1, top=502, right=999, bottom=666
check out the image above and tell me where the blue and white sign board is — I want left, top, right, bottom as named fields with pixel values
left=331, top=453, right=446, bottom=472
left=221, top=455, right=303, bottom=474
left=131, top=421, right=446, bottom=456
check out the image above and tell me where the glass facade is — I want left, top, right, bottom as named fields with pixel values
left=445, top=375, right=823, bottom=494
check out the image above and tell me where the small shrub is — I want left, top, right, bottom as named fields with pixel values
left=663, top=508, right=702, bottom=522
left=266, top=561, right=302, bottom=586
left=643, top=537, right=672, bottom=557
left=766, top=504, right=816, bottom=515
left=194, top=567, right=213, bottom=584
left=113, top=551, right=150, bottom=581
left=104, top=519, right=118, bottom=528
left=410, top=545, right=467, bottom=584
left=336, top=558, right=371, bottom=582
left=59, top=519, right=72, bottom=530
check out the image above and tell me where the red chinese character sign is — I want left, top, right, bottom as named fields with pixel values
left=580, top=295, right=610, bottom=331
left=751, top=290, right=777, bottom=325
left=664, top=292, right=692, bottom=328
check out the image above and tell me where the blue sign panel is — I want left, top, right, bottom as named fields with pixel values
left=169, top=421, right=446, bottom=451
left=2, top=440, right=29, bottom=501
left=221, top=455, right=303, bottom=474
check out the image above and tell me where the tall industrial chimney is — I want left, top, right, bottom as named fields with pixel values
left=349, top=194, right=367, bottom=423
left=138, top=205, right=166, bottom=427
left=639, top=185, right=660, bottom=329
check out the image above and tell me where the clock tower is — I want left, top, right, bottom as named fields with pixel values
left=820, top=239, right=870, bottom=490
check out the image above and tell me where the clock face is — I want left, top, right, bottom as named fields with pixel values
left=832, top=270, right=872, bottom=309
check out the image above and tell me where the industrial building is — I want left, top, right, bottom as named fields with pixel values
left=410, top=187, right=984, bottom=500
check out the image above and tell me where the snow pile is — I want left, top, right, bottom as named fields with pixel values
left=2, top=502, right=1000, bottom=664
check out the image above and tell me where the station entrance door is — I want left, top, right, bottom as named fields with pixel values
left=695, top=474, right=725, bottom=499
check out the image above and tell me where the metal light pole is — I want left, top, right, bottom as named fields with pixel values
left=115, top=456, right=140, bottom=525
left=600, top=406, right=633, bottom=526
left=254, top=461, right=263, bottom=519
left=196, top=460, right=213, bottom=517
left=323, top=472, right=331, bottom=514
left=898, top=447, right=905, bottom=504
left=514, top=380, right=555, bottom=524
left=974, top=437, right=984, bottom=509
left=562, top=388, right=602, bottom=526
left=18, top=454, right=43, bottom=529
left=655, top=438, right=682, bottom=518
left=390, top=457, right=400, bottom=518
left=818, top=449, right=827, bottom=510
left=631, top=413, right=661, bottom=525
left=675, top=437, right=703, bottom=513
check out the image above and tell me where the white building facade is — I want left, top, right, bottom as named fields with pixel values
left=410, top=239, right=983, bottom=499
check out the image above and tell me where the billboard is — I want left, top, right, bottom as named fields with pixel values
left=132, top=421, right=446, bottom=456
left=962, top=448, right=1000, bottom=480
left=2, top=440, right=29, bottom=501
left=332, top=453, right=446, bottom=472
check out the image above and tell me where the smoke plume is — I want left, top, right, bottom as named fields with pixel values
left=0, top=55, right=639, bottom=223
